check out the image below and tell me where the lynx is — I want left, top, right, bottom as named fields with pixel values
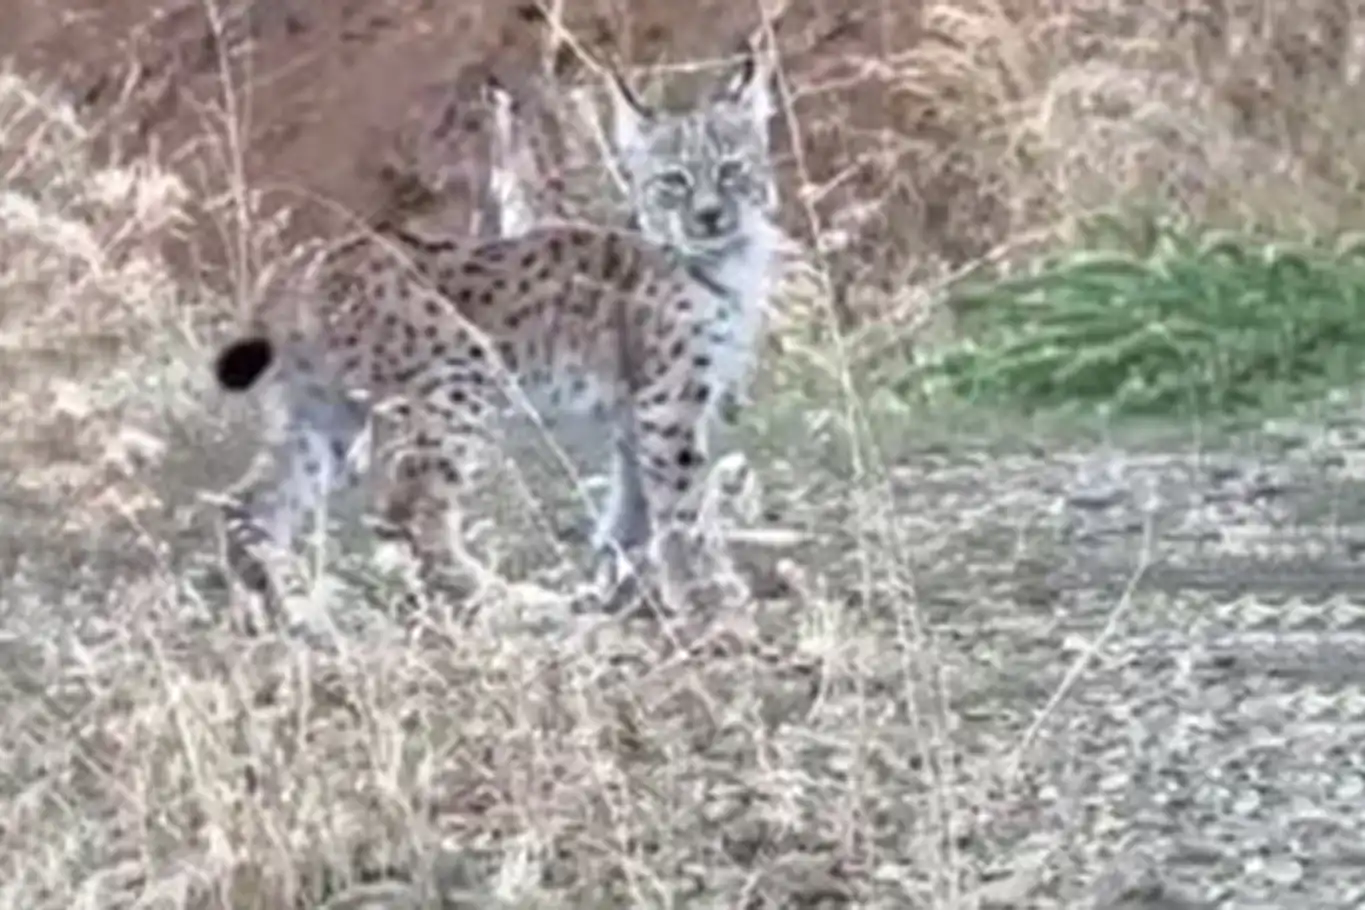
left=480, top=57, right=774, bottom=521
left=210, top=41, right=780, bottom=622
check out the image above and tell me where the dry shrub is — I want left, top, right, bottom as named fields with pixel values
left=0, top=70, right=195, bottom=550
left=800, top=0, right=1365, bottom=329
left=4, top=580, right=927, bottom=909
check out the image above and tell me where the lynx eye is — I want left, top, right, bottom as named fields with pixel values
left=716, top=158, right=748, bottom=187
left=653, top=170, right=692, bottom=194
left=649, top=169, right=692, bottom=209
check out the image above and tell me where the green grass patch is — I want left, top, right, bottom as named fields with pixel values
left=902, top=214, right=1365, bottom=419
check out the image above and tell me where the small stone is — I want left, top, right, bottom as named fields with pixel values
left=1261, top=856, right=1304, bottom=886
left=1067, top=485, right=1126, bottom=510
left=1207, top=463, right=1243, bottom=483
left=1232, top=789, right=1262, bottom=815
left=1335, top=774, right=1365, bottom=800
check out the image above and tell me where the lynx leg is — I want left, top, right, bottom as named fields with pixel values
left=592, top=379, right=749, bottom=561
left=592, top=432, right=652, bottom=553
left=219, top=388, right=367, bottom=629
left=369, top=402, right=499, bottom=612
left=575, top=425, right=650, bottom=605
left=629, top=388, right=729, bottom=614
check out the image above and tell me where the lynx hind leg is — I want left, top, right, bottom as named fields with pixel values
left=219, top=386, right=368, bottom=629
left=368, top=402, right=499, bottom=613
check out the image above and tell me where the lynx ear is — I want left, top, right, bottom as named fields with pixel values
left=714, top=35, right=776, bottom=126
left=605, top=58, right=654, bottom=155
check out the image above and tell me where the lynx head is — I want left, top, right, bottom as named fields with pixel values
left=607, top=39, right=778, bottom=259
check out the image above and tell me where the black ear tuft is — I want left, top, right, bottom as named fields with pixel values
left=214, top=337, right=275, bottom=392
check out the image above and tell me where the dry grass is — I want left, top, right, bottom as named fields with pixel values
left=794, top=0, right=1365, bottom=337
left=6, top=3, right=1365, bottom=908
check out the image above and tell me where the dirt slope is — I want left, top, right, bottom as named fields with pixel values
left=0, top=0, right=923, bottom=293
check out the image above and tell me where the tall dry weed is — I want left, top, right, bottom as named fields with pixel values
left=0, top=71, right=192, bottom=555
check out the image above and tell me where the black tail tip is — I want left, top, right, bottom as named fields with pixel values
left=214, top=337, right=275, bottom=391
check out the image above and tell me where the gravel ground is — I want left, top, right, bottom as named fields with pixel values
left=6, top=401, right=1365, bottom=908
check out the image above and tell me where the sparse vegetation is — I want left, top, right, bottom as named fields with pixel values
left=6, top=2, right=1365, bottom=908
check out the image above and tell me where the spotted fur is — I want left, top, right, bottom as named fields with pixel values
left=484, top=51, right=779, bottom=549
left=211, top=41, right=780, bottom=621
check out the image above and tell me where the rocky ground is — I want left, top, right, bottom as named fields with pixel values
left=863, top=415, right=1365, bottom=908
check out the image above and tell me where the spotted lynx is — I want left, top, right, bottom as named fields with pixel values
left=481, top=57, right=772, bottom=495
left=210, top=40, right=780, bottom=621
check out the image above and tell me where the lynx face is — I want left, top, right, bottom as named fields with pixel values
left=608, top=52, right=778, bottom=260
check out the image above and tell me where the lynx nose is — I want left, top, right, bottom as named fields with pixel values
left=692, top=205, right=730, bottom=238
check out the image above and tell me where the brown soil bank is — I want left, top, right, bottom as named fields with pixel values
left=4, top=1, right=1361, bottom=317
left=0, top=2, right=924, bottom=295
